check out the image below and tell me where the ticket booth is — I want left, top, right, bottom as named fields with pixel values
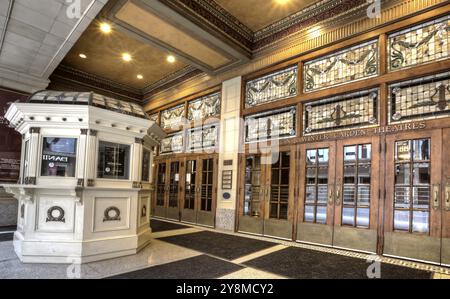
left=2, top=91, right=165, bottom=264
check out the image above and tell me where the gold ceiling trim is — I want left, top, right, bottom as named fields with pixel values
left=144, top=0, right=448, bottom=111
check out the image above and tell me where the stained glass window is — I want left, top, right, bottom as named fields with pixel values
left=245, top=106, right=296, bottom=143
left=388, top=71, right=450, bottom=123
left=160, top=104, right=185, bottom=130
left=388, top=15, right=450, bottom=71
left=303, top=89, right=378, bottom=135
left=304, top=40, right=378, bottom=92
left=149, top=113, right=159, bottom=123
left=160, top=133, right=184, bottom=154
left=188, top=92, right=221, bottom=121
left=245, top=66, right=297, bottom=108
left=186, top=124, right=218, bottom=152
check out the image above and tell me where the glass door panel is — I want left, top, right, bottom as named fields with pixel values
left=239, top=154, right=265, bottom=235
left=333, top=137, right=379, bottom=253
left=384, top=130, right=442, bottom=264
left=297, top=141, right=336, bottom=246
left=264, top=148, right=295, bottom=240
left=196, top=156, right=216, bottom=227
left=181, top=159, right=197, bottom=223
left=166, top=160, right=181, bottom=220
left=154, top=162, right=167, bottom=218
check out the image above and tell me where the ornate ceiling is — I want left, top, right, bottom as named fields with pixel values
left=50, top=0, right=369, bottom=102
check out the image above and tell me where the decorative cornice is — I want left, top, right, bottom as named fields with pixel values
left=143, top=69, right=204, bottom=102
left=142, top=66, right=199, bottom=94
left=144, top=0, right=447, bottom=110
left=159, top=0, right=363, bottom=51
left=51, top=65, right=142, bottom=99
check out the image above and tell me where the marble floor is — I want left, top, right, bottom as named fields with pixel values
left=0, top=219, right=449, bottom=279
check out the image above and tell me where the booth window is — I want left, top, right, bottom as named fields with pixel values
left=141, top=149, right=150, bottom=182
left=41, top=137, right=77, bottom=177
left=97, top=141, right=130, bottom=180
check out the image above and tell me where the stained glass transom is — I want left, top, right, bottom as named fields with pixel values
left=388, top=71, right=450, bottom=123
left=187, top=124, right=218, bottom=151
left=160, top=133, right=184, bottom=154
left=304, top=40, right=378, bottom=92
left=245, top=66, right=297, bottom=108
left=161, top=104, right=185, bottom=130
left=188, top=92, right=221, bottom=121
left=245, top=106, right=296, bottom=143
left=388, top=15, right=450, bottom=71
left=303, top=89, right=378, bottom=135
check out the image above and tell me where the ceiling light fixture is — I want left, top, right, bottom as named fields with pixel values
left=122, top=53, right=132, bottom=62
left=274, top=0, right=290, bottom=4
left=79, top=53, right=87, bottom=59
left=167, top=55, right=176, bottom=63
left=100, top=22, right=112, bottom=34
left=137, top=74, right=143, bottom=80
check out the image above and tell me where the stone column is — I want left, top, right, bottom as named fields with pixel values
left=215, top=77, right=242, bottom=231
left=84, top=129, right=97, bottom=186
left=132, top=138, right=143, bottom=186
left=25, top=127, right=40, bottom=184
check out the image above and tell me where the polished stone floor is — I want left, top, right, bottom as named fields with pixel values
left=0, top=219, right=449, bottom=279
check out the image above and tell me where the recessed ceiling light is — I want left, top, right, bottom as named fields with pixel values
left=122, top=53, right=132, bottom=62
left=100, top=22, right=112, bottom=34
left=79, top=53, right=87, bottom=59
left=137, top=74, right=143, bottom=80
left=274, top=0, right=290, bottom=4
left=167, top=55, right=176, bottom=63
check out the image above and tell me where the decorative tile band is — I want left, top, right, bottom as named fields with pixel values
left=304, top=39, right=379, bottom=93
left=388, top=71, right=450, bottom=123
left=303, top=88, right=379, bottom=135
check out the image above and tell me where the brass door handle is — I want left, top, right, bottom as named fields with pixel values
left=328, top=185, right=334, bottom=205
left=335, top=183, right=341, bottom=206
left=432, top=184, right=440, bottom=210
left=445, top=185, right=450, bottom=211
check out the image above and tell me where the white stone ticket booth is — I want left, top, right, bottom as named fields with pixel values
left=2, top=91, right=166, bottom=264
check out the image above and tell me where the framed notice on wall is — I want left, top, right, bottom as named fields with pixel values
left=222, top=170, right=232, bottom=190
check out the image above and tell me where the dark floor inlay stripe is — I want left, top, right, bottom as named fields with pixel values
left=107, top=255, right=242, bottom=279
left=157, top=231, right=276, bottom=260
left=150, top=219, right=190, bottom=232
left=0, top=233, right=13, bottom=242
left=0, top=226, right=16, bottom=232
left=243, top=247, right=432, bottom=279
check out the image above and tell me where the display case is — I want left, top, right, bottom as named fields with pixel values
left=2, top=91, right=166, bottom=264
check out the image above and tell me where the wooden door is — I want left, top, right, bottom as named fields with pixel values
left=238, top=153, right=266, bottom=235
left=166, top=159, right=183, bottom=221
left=297, top=141, right=337, bottom=245
left=383, top=130, right=442, bottom=263
left=333, top=136, right=380, bottom=253
left=196, top=156, right=217, bottom=227
left=441, top=128, right=450, bottom=266
left=181, top=158, right=199, bottom=224
left=154, top=161, right=167, bottom=218
left=262, top=146, right=296, bottom=239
